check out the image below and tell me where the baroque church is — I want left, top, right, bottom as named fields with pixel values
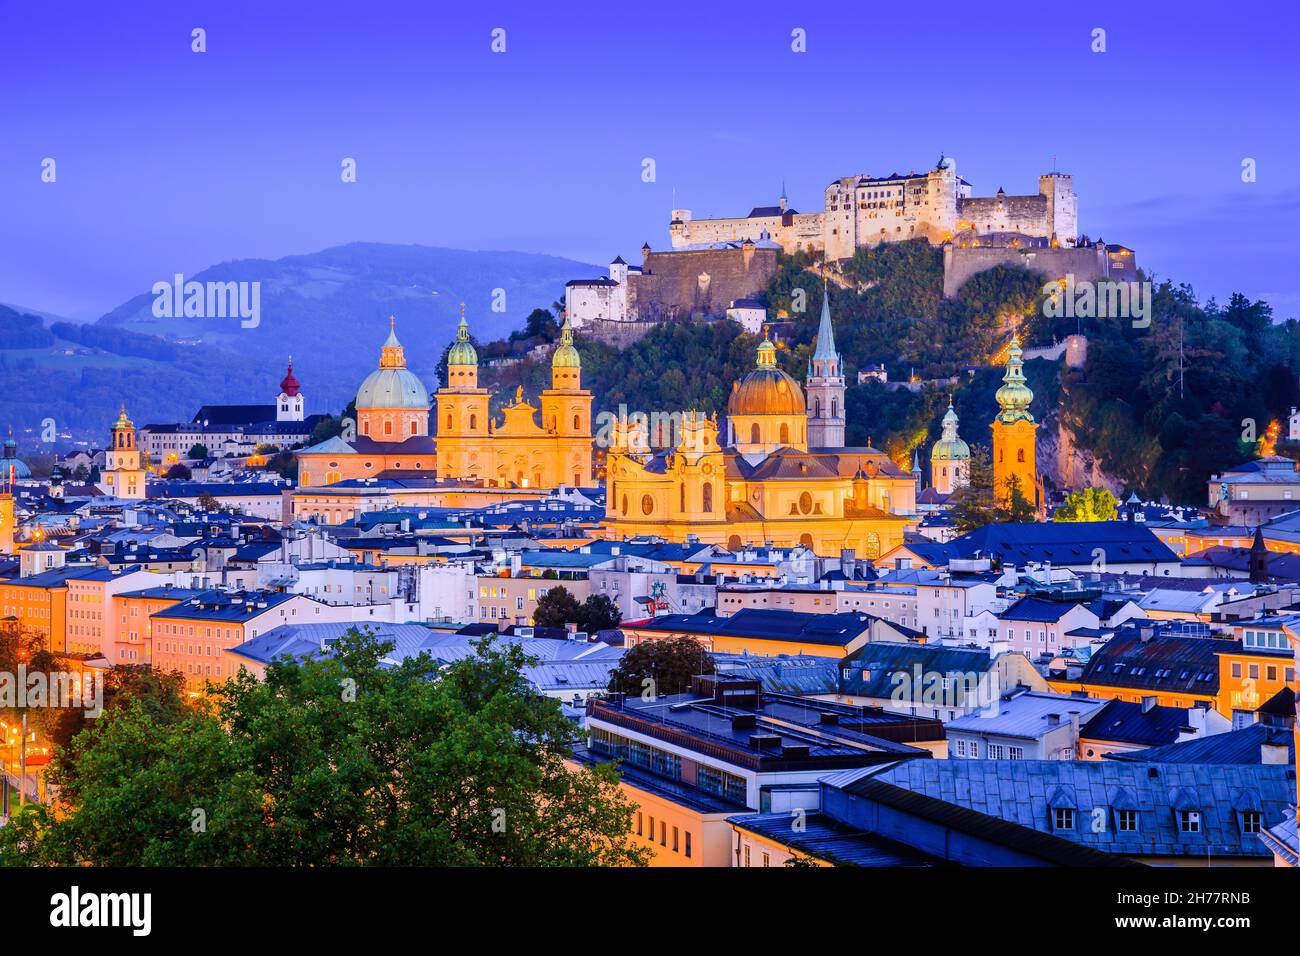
left=297, top=310, right=593, bottom=489
left=601, top=293, right=915, bottom=557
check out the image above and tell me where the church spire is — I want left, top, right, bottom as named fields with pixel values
left=812, top=283, right=839, bottom=364
left=995, top=335, right=1035, bottom=424
left=379, top=316, right=407, bottom=369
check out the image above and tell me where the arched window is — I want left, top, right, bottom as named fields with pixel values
left=573, top=414, right=581, bottom=431
left=799, top=533, right=814, bottom=549
left=470, top=413, right=477, bottom=430
left=780, top=423, right=790, bottom=445
left=621, top=494, right=629, bottom=515
left=814, top=399, right=821, bottom=417
left=446, top=414, right=452, bottom=430
left=750, top=423, right=761, bottom=444
left=1017, top=448, right=1025, bottom=463
left=702, top=483, right=713, bottom=513
left=727, top=535, right=742, bottom=550
left=831, top=398, right=837, bottom=418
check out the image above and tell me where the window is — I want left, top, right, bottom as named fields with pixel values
left=1009, top=746, right=1024, bottom=760
left=1241, top=811, right=1262, bottom=833
left=1054, top=808, right=1075, bottom=830
left=1178, top=810, right=1201, bottom=833
left=988, top=744, right=1005, bottom=759
left=750, top=423, right=760, bottom=444
left=1117, top=809, right=1138, bottom=832
left=702, top=483, right=713, bottom=513
left=685, top=831, right=692, bottom=859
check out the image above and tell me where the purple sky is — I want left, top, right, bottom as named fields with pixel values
left=2, top=0, right=1297, bottom=320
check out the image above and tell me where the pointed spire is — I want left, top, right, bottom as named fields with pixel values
left=995, top=335, right=1034, bottom=424
left=812, top=281, right=839, bottom=363
left=379, top=317, right=407, bottom=369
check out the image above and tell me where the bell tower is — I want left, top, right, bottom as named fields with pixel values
left=990, top=337, right=1040, bottom=514
left=101, top=405, right=146, bottom=499
left=539, top=314, right=594, bottom=487
left=806, top=288, right=846, bottom=448
left=434, top=305, right=491, bottom=480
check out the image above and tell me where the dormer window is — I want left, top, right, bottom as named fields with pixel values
left=1117, top=809, right=1138, bottom=832
left=1178, top=810, right=1201, bottom=833
left=1241, top=811, right=1262, bottom=833
left=1053, top=807, right=1075, bottom=830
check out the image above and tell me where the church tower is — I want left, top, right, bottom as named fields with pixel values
left=539, top=314, right=595, bottom=487
left=277, top=358, right=304, bottom=422
left=806, top=288, right=846, bottom=449
left=434, top=306, right=492, bottom=481
left=931, top=397, right=971, bottom=494
left=991, top=337, right=1040, bottom=513
left=101, top=404, right=146, bottom=499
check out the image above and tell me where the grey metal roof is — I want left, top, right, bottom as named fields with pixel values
left=945, top=692, right=1107, bottom=740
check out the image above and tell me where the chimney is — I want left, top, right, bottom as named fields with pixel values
left=1047, top=713, right=1061, bottom=726
left=1261, top=739, right=1290, bottom=765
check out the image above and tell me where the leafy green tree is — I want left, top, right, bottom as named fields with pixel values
left=0, top=630, right=648, bottom=866
left=947, top=446, right=998, bottom=533
left=608, top=636, right=714, bottom=698
left=997, top=473, right=1038, bottom=523
left=532, top=586, right=581, bottom=627
left=576, top=594, right=622, bottom=633
left=1053, top=487, right=1119, bottom=522
left=164, top=463, right=191, bottom=479
left=186, top=443, right=209, bottom=459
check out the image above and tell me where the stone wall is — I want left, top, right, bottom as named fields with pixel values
left=943, top=244, right=1123, bottom=298
left=628, top=246, right=779, bottom=321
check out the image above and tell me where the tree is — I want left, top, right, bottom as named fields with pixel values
left=997, top=473, right=1038, bottom=523
left=196, top=492, right=221, bottom=512
left=0, top=629, right=649, bottom=866
left=947, top=445, right=998, bottom=533
left=576, top=594, right=621, bottom=633
left=164, top=463, right=192, bottom=479
left=1053, top=487, right=1119, bottom=522
left=532, top=586, right=581, bottom=627
left=186, top=443, right=208, bottom=459
left=608, top=636, right=714, bottom=698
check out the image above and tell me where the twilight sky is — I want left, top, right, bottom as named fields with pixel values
left=2, top=0, right=1297, bottom=320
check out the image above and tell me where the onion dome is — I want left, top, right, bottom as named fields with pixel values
left=0, top=426, right=31, bottom=480
left=932, top=397, right=971, bottom=461
left=356, top=318, right=430, bottom=410
left=551, top=313, right=581, bottom=369
left=728, top=333, right=806, bottom=416
left=113, top=404, right=134, bottom=430
left=279, top=357, right=301, bottom=396
left=995, top=336, right=1035, bottom=424
left=447, top=304, right=478, bottom=367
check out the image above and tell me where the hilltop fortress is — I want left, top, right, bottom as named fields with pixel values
left=670, top=157, right=1077, bottom=257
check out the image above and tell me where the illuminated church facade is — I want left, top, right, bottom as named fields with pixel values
left=601, top=295, right=914, bottom=557
left=297, top=312, right=593, bottom=490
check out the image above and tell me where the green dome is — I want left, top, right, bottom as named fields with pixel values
left=447, top=311, right=478, bottom=367
left=356, top=368, right=429, bottom=410
left=932, top=399, right=970, bottom=461
left=995, top=337, right=1035, bottom=424
left=552, top=315, right=581, bottom=369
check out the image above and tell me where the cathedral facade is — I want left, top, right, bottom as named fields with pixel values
left=601, top=299, right=913, bottom=557
left=297, top=312, right=593, bottom=490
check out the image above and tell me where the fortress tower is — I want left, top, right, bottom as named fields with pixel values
left=806, top=289, right=846, bottom=449
left=990, top=337, right=1041, bottom=514
left=1038, top=172, right=1078, bottom=245
left=100, top=405, right=146, bottom=499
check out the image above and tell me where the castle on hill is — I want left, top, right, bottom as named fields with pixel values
left=670, top=156, right=1077, bottom=259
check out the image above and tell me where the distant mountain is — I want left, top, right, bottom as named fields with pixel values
left=0, top=244, right=601, bottom=447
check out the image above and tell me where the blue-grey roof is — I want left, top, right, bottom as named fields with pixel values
left=949, top=522, right=1178, bottom=566
left=1080, top=699, right=1212, bottom=748
left=999, top=596, right=1091, bottom=623
left=1075, top=625, right=1229, bottom=695
left=864, top=759, right=1293, bottom=859
left=728, top=811, right=940, bottom=867
left=1260, top=814, right=1298, bottom=864
left=1105, top=722, right=1295, bottom=765
left=945, top=692, right=1107, bottom=740
left=633, top=607, right=874, bottom=647
left=840, top=642, right=999, bottom=700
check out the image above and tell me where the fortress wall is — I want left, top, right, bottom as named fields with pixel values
left=959, top=194, right=1049, bottom=236
left=628, top=246, right=778, bottom=320
left=943, top=245, right=1114, bottom=298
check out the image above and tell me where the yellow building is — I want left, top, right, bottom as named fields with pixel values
left=99, top=405, right=146, bottom=499
left=434, top=311, right=594, bottom=488
left=297, top=319, right=438, bottom=487
left=601, top=313, right=913, bottom=558
left=990, top=337, right=1042, bottom=514
left=297, top=310, right=594, bottom=491
left=0, top=492, right=13, bottom=556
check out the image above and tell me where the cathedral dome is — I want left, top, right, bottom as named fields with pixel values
left=356, top=320, right=430, bottom=410
left=0, top=429, right=31, bottom=480
left=356, top=368, right=430, bottom=410
left=728, top=335, right=806, bottom=416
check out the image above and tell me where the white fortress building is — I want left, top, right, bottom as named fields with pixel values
left=669, top=157, right=1078, bottom=261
